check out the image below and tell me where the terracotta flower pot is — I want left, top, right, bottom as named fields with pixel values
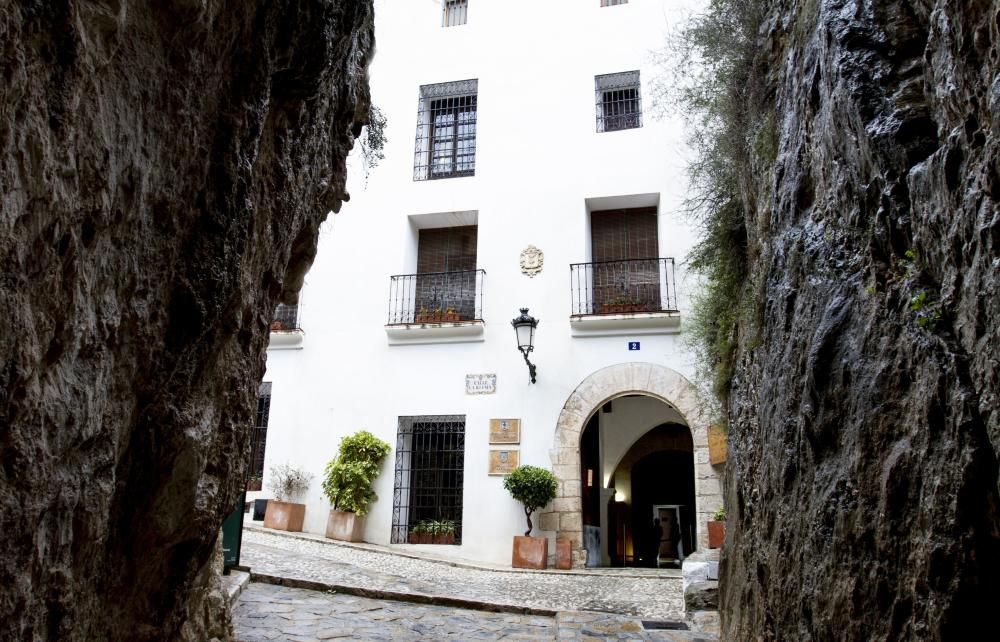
left=433, top=533, right=456, bottom=545
left=555, top=538, right=572, bottom=570
left=263, top=500, right=305, bottom=532
left=512, top=535, right=548, bottom=569
left=246, top=479, right=262, bottom=492
left=707, top=520, right=725, bottom=549
left=325, top=509, right=364, bottom=542
left=408, top=532, right=431, bottom=544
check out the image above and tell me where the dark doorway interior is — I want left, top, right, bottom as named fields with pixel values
left=630, top=450, right=695, bottom=567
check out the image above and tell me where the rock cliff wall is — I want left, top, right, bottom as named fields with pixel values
left=0, top=2, right=373, bottom=640
left=721, top=1, right=1000, bottom=639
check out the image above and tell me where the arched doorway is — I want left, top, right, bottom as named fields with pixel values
left=542, top=362, right=720, bottom=568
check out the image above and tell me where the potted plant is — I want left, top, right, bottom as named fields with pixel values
left=442, top=307, right=460, bottom=322
left=270, top=320, right=284, bottom=331
left=246, top=474, right=263, bottom=492
left=503, top=465, right=558, bottom=569
left=430, top=519, right=456, bottom=544
left=415, top=307, right=431, bottom=323
left=321, top=430, right=391, bottom=542
left=708, top=507, right=725, bottom=549
left=263, top=463, right=312, bottom=532
left=408, top=521, right=432, bottom=544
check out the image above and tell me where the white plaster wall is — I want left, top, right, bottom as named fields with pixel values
left=259, top=0, right=712, bottom=566
left=598, top=395, right=687, bottom=488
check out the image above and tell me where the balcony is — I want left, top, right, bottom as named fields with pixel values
left=385, top=269, right=486, bottom=345
left=269, top=303, right=304, bottom=348
left=569, top=258, right=680, bottom=336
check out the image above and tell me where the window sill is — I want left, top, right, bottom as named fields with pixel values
left=268, top=329, right=305, bottom=349
left=385, top=320, right=485, bottom=345
left=570, top=312, right=680, bottom=338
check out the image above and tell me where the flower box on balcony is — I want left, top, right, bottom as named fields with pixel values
left=599, top=303, right=645, bottom=314
left=415, top=311, right=461, bottom=323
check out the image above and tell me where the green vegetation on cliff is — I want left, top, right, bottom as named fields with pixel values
left=656, top=0, right=773, bottom=415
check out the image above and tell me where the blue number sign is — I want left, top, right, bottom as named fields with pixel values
left=628, top=341, right=640, bottom=351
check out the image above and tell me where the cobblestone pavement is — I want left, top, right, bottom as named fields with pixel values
left=235, top=582, right=716, bottom=642
left=242, top=529, right=685, bottom=620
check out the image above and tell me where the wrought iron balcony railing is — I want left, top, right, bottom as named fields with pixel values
left=270, top=303, right=300, bottom=332
left=387, top=269, right=485, bottom=325
left=570, top=258, right=677, bottom=316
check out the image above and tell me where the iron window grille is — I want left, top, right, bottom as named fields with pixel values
left=570, top=258, right=678, bottom=315
left=443, top=0, right=467, bottom=26
left=414, top=79, right=478, bottom=180
left=271, top=303, right=300, bottom=331
left=391, top=416, right=465, bottom=545
left=249, top=382, right=271, bottom=477
left=601, top=0, right=628, bottom=6
left=386, top=269, right=485, bottom=324
left=595, top=71, right=642, bottom=132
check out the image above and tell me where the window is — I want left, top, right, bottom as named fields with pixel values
left=271, top=302, right=299, bottom=331
left=414, top=79, right=478, bottom=180
left=601, top=0, right=628, bottom=6
left=443, top=0, right=467, bottom=26
left=391, top=416, right=466, bottom=544
left=415, top=225, right=479, bottom=320
left=595, top=71, right=641, bottom=132
left=249, top=383, right=271, bottom=477
left=589, top=207, right=662, bottom=312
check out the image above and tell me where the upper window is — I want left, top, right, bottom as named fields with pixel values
left=443, top=0, right=468, bottom=27
left=595, top=71, right=642, bottom=132
left=414, top=79, right=478, bottom=181
left=601, top=0, right=628, bottom=6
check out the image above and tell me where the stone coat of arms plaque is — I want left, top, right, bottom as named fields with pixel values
left=519, top=245, right=544, bottom=277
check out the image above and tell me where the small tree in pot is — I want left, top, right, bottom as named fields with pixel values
left=264, top=463, right=312, bottom=532
left=322, top=430, right=391, bottom=542
left=503, top=465, right=558, bottom=569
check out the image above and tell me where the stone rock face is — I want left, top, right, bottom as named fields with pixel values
left=0, top=2, right=373, bottom=640
left=722, top=1, right=1000, bottom=640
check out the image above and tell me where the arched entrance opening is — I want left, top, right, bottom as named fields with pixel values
left=579, top=395, right=696, bottom=567
left=544, top=362, right=720, bottom=569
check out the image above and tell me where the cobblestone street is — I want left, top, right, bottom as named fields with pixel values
left=234, top=583, right=716, bottom=642
left=241, top=527, right=686, bottom=620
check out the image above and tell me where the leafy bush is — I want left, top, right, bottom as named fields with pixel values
left=713, top=507, right=726, bottom=522
left=503, top=465, right=558, bottom=536
left=268, top=463, right=312, bottom=502
left=321, top=430, right=391, bottom=516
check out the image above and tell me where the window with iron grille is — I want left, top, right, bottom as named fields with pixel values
left=415, top=225, right=478, bottom=320
left=442, top=0, right=467, bottom=26
left=590, top=207, right=660, bottom=311
left=249, top=382, right=271, bottom=477
left=414, top=79, right=478, bottom=180
left=271, top=302, right=299, bottom=331
left=595, top=71, right=641, bottom=132
left=391, top=416, right=465, bottom=544
left=601, top=0, right=628, bottom=6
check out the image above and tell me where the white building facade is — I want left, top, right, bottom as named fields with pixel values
left=254, top=0, right=722, bottom=568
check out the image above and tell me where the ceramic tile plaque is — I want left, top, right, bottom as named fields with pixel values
left=488, top=449, right=519, bottom=476
left=489, top=418, right=521, bottom=444
left=466, top=373, right=497, bottom=395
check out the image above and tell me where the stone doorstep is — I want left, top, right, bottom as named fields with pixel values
left=222, top=569, right=250, bottom=607
left=243, top=521, right=683, bottom=580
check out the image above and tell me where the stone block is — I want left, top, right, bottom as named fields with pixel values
left=559, top=512, right=580, bottom=531
left=552, top=497, right=578, bottom=513
left=684, top=581, right=719, bottom=611
left=512, top=535, right=548, bottom=569
left=560, top=530, right=583, bottom=547
left=561, top=480, right=582, bottom=498
left=682, top=559, right=710, bottom=591
left=555, top=539, right=572, bottom=570
left=538, top=511, right=559, bottom=532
